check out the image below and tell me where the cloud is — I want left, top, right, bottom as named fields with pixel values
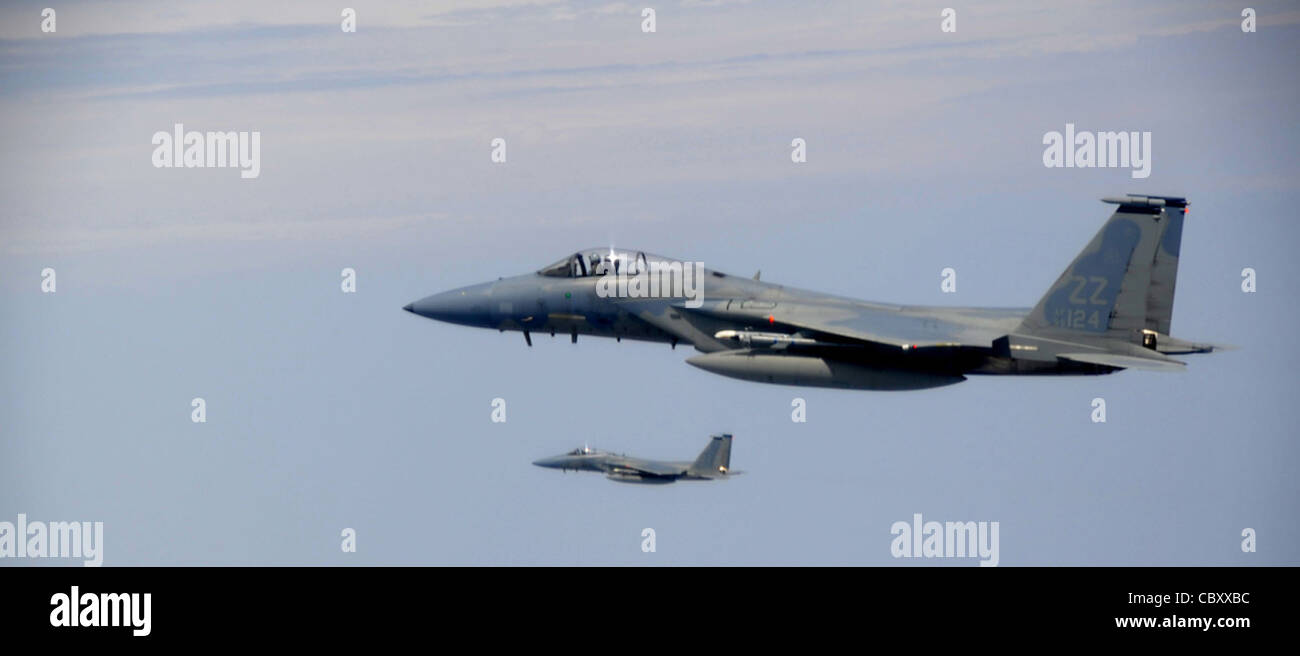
left=3, top=0, right=1297, bottom=255
left=0, top=0, right=569, bottom=39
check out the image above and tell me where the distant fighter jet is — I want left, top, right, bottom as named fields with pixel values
left=532, top=434, right=735, bottom=484
left=405, top=195, right=1226, bottom=390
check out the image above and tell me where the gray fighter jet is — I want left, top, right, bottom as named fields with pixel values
left=405, top=195, right=1226, bottom=390
left=533, top=434, right=735, bottom=484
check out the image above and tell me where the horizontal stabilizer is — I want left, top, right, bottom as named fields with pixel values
left=1057, top=352, right=1186, bottom=372
left=1200, top=342, right=1237, bottom=352
left=1153, top=336, right=1236, bottom=354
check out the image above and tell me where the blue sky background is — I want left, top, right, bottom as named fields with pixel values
left=2, top=0, right=1297, bottom=565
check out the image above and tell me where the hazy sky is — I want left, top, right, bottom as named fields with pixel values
left=2, top=0, right=1297, bottom=565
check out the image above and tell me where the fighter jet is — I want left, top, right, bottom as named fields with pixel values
left=532, top=434, right=736, bottom=484
left=405, top=194, right=1226, bottom=390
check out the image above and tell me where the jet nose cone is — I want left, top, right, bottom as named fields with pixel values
left=404, top=283, right=494, bottom=327
left=532, top=457, right=561, bottom=469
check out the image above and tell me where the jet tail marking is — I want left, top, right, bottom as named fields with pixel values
left=1018, top=195, right=1187, bottom=343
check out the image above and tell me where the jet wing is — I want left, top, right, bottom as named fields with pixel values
left=1056, top=351, right=1186, bottom=372
left=997, top=333, right=1189, bottom=372
left=682, top=300, right=1015, bottom=350
left=605, top=459, right=688, bottom=478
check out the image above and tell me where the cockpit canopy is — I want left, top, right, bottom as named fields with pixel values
left=566, top=446, right=598, bottom=456
left=538, top=248, right=677, bottom=278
